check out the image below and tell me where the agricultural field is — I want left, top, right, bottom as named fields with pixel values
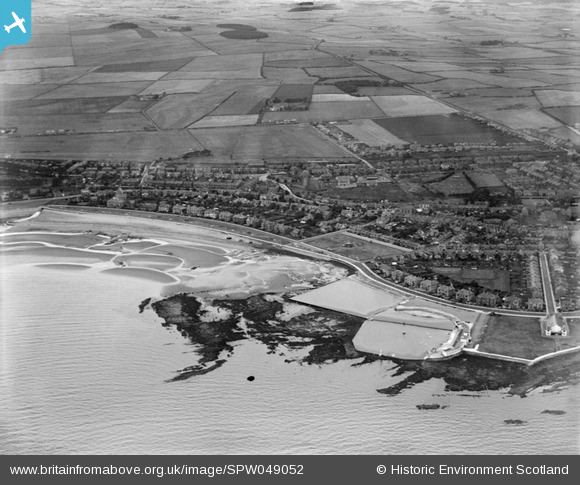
left=311, top=94, right=370, bottom=102
left=264, top=50, right=330, bottom=62
left=264, top=57, right=348, bottom=69
left=482, top=109, right=563, bottom=131
left=336, top=119, right=407, bottom=147
left=475, top=46, right=567, bottom=61
left=415, top=78, right=493, bottom=93
left=0, top=57, right=74, bottom=70
left=145, top=86, right=235, bottom=129
left=502, top=71, right=579, bottom=87
left=72, top=36, right=213, bottom=66
left=310, top=24, right=371, bottom=39
left=179, top=53, right=263, bottom=72
left=212, top=84, right=279, bottom=116
left=465, top=88, right=536, bottom=98
left=189, top=115, right=259, bottom=129
left=0, top=85, right=63, bottom=102
left=36, top=82, right=153, bottom=99
left=262, top=99, right=384, bottom=123
left=305, top=66, right=374, bottom=79
left=312, top=85, right=344, bottom=95
left=0, top=67, right=90, bottom=84
left=139, top=79, right=214, bottom=95
left=0, top=45, right=74, bottom=61
left=356, top=86, right=415, bottom=96
left=272, top=84, right=313, bottom=103
left=543, top=107, right=580, bottom=127
left=0, top=131, right=203, bottom=161
left=163, top=69, right=261, bottom=80
left=107, top=98, right=158, bottom=114
left=262, top=67, right=317, bottom=83
left=535, top=90, right=580, bottom=108
left=372, top=95, right=456, bottom=118
left=439, top=71, right=549, bottom=89
left=71, top=72, right=167, bottom=84
left=1, top=0, right=578, bottom=165
left=373, top=114, right=513, bottom=146
left=94, top=57, right=194, bottom=73
left=188, top=124, right=349, bottom=161
left=0, top=113, right=154, bottom=136
left=390, top=61, right=467, bottom=73
left=1, top=97, right=127, bottom=116
left=356, top=61, right=441, bottom=84
left=446, top=95, right=542, bottom=113
left=306, top=232, right=410, bottom=263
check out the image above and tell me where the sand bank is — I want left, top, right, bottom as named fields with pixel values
left=2, top=209, right=347, bottom=298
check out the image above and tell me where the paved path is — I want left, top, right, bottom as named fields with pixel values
left=18, top=205, right=580, bottom=320
left=539, top=251, right=557, bottom=315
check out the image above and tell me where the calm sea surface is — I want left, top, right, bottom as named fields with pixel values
left=0, top=249, right=579, bottom=454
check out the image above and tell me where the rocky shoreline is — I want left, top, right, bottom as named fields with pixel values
left=145, top=292, right=366, bottom=381
left=144, top=290, right=580, bottom=394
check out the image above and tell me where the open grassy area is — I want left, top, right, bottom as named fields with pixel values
left=478, top=316, right=580, bottom=360
left=374, top=114, right=513, bottom=146
left=0, top=131, right=204, bottom=161
left=188, top=124, right=349, bottom=161
left=307, top=232, right=409, bottom=262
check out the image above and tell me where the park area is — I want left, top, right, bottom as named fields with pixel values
left=306, top=232, right=410, bottom=262
left=477, top=316, right=580, bottom=360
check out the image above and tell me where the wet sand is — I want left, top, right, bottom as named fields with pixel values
left=1, top=208, right=347, bottom=299
left=4, top=209, right=248, bottom=252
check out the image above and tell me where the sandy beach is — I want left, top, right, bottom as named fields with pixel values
left=1, top=208, right=348, bottom=300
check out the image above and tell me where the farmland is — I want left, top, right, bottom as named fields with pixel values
left=211, top=84, right=279, bottom=116
left=262, top=99, right=384, bottom=122
left=0, top=131, right=204, bottom=161
left=373, top=115, right=513, bottom=146
left=180, top=53, right=263, bottom=72
left=0, top=0, right=578, bottom=166
left=139, top=79, right=213, bottom=95
left=543, top=107, right=580, bottom=127
left=189, top=115, right=259, bottom=129
left=356, top=61, right=442, bottom=84
left=482, top=109, right=564, bottom=131
left=1, top=97, right=127, bottom=116
left=535, top=90, right=580, bottom=108
left=71, top=72, right=166, bottom=84
left=305, top=66, right=374, bottom=79
left=36, top=82, right=153, bottom=99
left=371, top=95, right=457, bottom=118
left=272, top=84, right=313, bottom=103
left=0, top=113, right=153, bottom=136
left=336, top=119, right=407, bottom=147
left=188, top=124, right=349, bottom=161
left=145, top=85, right=236, bottom=129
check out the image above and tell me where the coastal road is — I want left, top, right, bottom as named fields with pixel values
left=294, top=240, right=547, bottom=318
left=34, top=205, right=579, bottom=319
left=0, top=195, right=80, bottom=220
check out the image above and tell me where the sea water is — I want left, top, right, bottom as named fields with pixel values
left=0, top=246, right=578, bottom=455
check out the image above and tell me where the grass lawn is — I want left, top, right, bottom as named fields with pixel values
left=478, top=316, right=580, bottom=360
